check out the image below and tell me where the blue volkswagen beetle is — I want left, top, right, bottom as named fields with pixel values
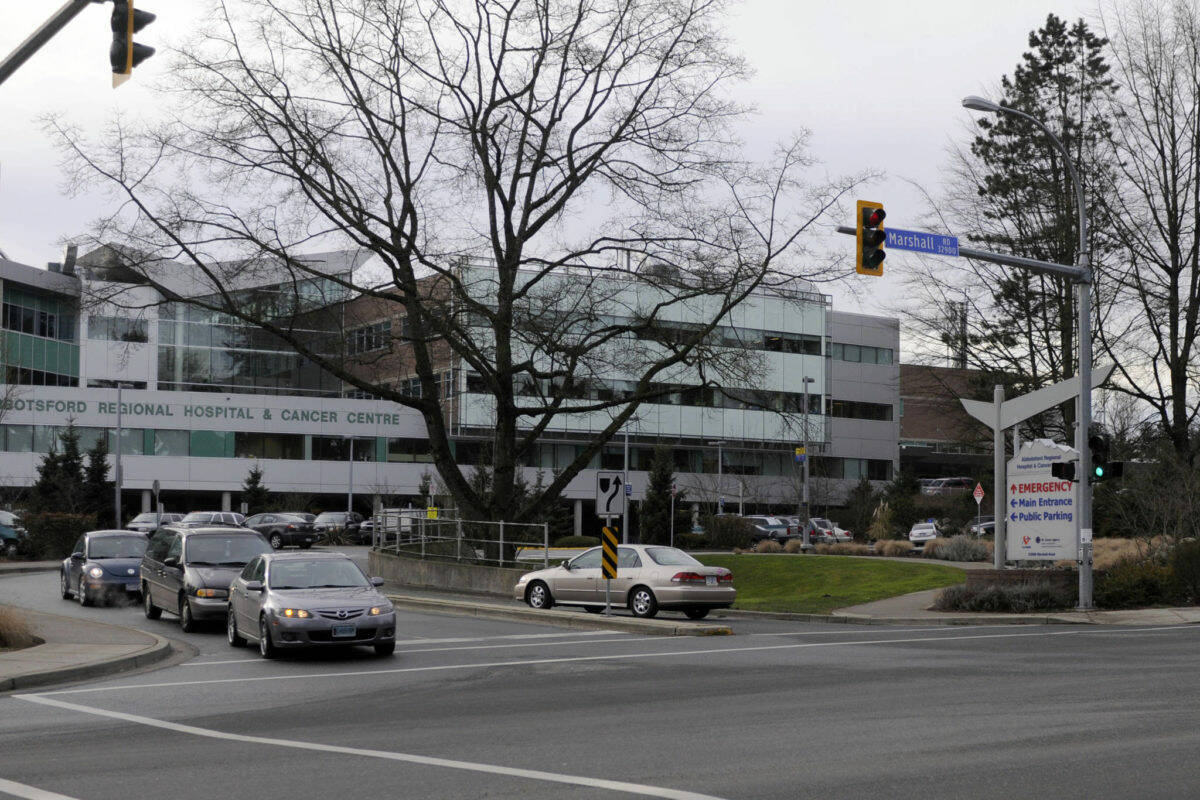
left=61, top=530, right=149, bottom=606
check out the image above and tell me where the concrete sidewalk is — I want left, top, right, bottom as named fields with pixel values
left=0, top=561, right=59, bottom=576
left=0, top=606, right=172, bottom=691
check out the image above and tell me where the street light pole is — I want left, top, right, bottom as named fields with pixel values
left=346, top=436, right=355, bottom=513
left=708, top=440, right=725, bottom=516
left=622, top=430, right=629, bottom=544
left=963, top=95, right=1094, bottom=609
left=801, top=376, right=814, bottom=550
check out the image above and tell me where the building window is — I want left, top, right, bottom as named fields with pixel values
left=311, top=436, right=375, bottom=461
left=2, top=425, right=33, bottom=452
left=829, top=399, right=893, bottom=421
left=831, top=342, right=894, bottom=365
left=348, top=320, right=391, bottom=355
left=88, top=315, right=149, bottom=343
left=154, top=429, right=190, bottom=457
left=387, top=437, right=433, bottom=463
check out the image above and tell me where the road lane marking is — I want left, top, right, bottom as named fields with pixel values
left=182, top=636, right=660, bottom=665
left=747, top=624, right=1035, bottom=636
left=28, top=624, right=1199, bottom=697
left=17, top=695, right=726, bottom=800
left=0, top=778, right=81, bottom=800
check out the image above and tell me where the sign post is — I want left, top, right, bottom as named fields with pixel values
left=669, top=483, right=677, bottom=548
left=972, top=482, right=984, bottom=536
left=152, top=479, right=161, bottom=530
left=601, top=525, right=619, bottom=616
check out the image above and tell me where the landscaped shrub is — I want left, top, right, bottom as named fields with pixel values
left=873, top=540, right=914, bottom=557
left=21, top=512, right=96, bottom=559
left=708, top=516, right=758, bottom=550
left=924, top=535, right=990, bottom=562
left=754, top=539, right=783, bottom=553
left=553, top=535, right=600, bottom=547
left=673, top=532, right=709, bottom=550
left=813, top=543, right=871, bottom=556
left=920, top=538, right=950, bottom=558
left=0, top=606, right=36, bottom=649
left=1170, top=539, right=1200, bottom=603
left=1095, top=558, right=1178, bottom=609
left=784, top=539, right=806, bottom=554
left=932, top=581, right=1075, bottom=613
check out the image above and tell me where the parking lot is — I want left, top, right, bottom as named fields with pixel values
left=4, top=561, right=1200, bottom=800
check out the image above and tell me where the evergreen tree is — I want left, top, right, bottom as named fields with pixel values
left=83, top=437, right=114, bottom=526
left=842, top=477, right=878, bottom=542
left=639, top=446, right=676, bottom=545
left=31, top=423, right=86, bottom=513
left=241, top=465, right=271, bottom=515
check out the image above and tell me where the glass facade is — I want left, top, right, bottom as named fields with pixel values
left=1, top=284, right=79, bottom=386
left=830, top=342, right=894, bottom=364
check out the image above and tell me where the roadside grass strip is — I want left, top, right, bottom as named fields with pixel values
left=18, top=694, right=728, bottom=800
left=698, top=553, right=966, bottom=614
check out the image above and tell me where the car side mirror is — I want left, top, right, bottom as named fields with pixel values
left=164, top=556, right=180, bottom=568
left=245, top=580, right=263, bottom=592
left=70, top=551, right=84, bottom=560
left=370, top=577, right=384, bottom=587
left=562, top=562, right=573, bottom=571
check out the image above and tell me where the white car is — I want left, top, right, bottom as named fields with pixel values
left=806, top=517, right=852, bottom=543
left=908, top=522, right=939, bottom=546
left=126, top=512, right=183, bottom=533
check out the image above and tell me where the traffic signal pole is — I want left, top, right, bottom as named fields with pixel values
left=0, top=0, right=98, bottom=86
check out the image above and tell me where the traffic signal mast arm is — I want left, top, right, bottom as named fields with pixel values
left=0, top=0, right=99, bottom=87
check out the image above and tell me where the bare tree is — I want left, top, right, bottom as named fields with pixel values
left=51, top=0, right=858, bottom=524
left=1097, top=0, right=1200, bottom=461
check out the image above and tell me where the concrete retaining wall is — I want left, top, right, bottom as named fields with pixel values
left=966, top=569, right=1077, bottom=592
left=369, top=549, right=530, bottom=598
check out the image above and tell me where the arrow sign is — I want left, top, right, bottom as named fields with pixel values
left=961, top=364, right=1115, bottom=431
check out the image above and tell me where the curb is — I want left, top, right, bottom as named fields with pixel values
left=714, top=608, right=1090, bottom=626
left=386, top=593, right=732, bottom=636
left=0, top=617, right=174, bottom=693
left=0, top=566, right=57, bottom=577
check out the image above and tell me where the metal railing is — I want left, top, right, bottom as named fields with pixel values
left=371, top=510, right=552, bottom=569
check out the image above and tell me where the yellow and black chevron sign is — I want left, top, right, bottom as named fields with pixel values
left=601, top=526, right=618, bottom=579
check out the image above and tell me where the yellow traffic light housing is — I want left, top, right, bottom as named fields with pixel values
left=856, top=200, right=886, bottom=276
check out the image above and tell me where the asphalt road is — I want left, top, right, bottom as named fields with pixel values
left=3, top=564, right=1200, bottom=800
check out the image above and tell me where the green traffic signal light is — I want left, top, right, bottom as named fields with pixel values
left=1094, top=465, right=1104, bottom=478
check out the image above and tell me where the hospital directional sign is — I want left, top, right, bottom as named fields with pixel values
left=886, top=227, right=959, bottom=257
left=1006, top=439, right=1077, bottom=561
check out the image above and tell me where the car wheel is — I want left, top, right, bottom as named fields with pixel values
left=258, top=615, right=277, bottom=659
left=584, top=605, right=604, bottom=614
left=227, top=610, right=246, bottom=647
left=77, top=576, right=93, bottom=607
left=269, top=533, right=284, bottom=550
left=525, top=581, right=553, bottom=609
left=628, top=586, right=658, bottom=619
left=684, top=608, right=710, bottom=620
left=374, top=642, right=395, bottom=657
left=179, top=596, right=198, bottom=633
left=2, top=542, right=16, bottom=559
left=61, top=570, right=72, bottom=600
left=143, top=585, right=161, bottom=619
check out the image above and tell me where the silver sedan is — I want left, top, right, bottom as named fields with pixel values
left=226, top=551, right=397, bottom=657
left=514, top=544, right=734, bottom=619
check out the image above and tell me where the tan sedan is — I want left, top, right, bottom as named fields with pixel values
left=513, top=544, right=734, bottom=619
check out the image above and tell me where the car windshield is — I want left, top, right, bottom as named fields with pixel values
left=276, top=514, right=308, bottom=523
left=181, top=512, right=214, bottom=524
left=810, top=518, right=832, bottom=530
left=646, top=547, right=702, bottom=566
left=315, top=513, right=345, bottom=522
left=269, top=559, right=369, bottom=589
left=0, top=511, right=19, bottom=526
left=130, top=513, right=159, bottom=523
left=88, top=536, right=148, bottom=559
left=186, top=535, right=271, bottom=565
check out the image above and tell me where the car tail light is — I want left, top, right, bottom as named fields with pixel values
left=286, top=524, right=296, bottom=530
left=717, top=572, right=732, bottom=583
left=670, top=572, right=707, bottom=584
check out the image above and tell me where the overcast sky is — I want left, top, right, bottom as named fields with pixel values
left=0, top=0, right=1096, bottom=324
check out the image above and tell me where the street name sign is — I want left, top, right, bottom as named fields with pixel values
left=886, top=227, right=959, bottom=257
left=596, top=472, right=625, bottom=517
left=1006, top=439, right=1077, bottom=561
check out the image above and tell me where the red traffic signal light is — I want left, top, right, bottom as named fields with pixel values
left=110, top=0, right=156, bottom=87
left=856, top=200, right=885, bottom=276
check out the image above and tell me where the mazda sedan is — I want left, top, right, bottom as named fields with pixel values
left=514, top=544, right=734, bottom=619
left=226, top=552, right=396, bottom=657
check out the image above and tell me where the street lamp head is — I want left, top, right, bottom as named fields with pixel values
left=801, top=377, right=815, bottom=384
left=962, top=95, right=1000, bottom=113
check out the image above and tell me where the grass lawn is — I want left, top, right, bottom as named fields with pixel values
left=697, top=554, right=967, bottom=614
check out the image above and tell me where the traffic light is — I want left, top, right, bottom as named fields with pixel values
left=1088, top=430, right=1125, bottom=484
left=855, top=200, right=886, bottom=276
left=110, top=0, right=156, bottom=88
left=1051, top=460, right=1078, bottom=482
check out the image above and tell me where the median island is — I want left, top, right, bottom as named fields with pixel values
left=697, top=554, right=966, bottom=615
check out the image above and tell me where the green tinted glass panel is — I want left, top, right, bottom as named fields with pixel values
left=190, top=430, right=231, bottom=458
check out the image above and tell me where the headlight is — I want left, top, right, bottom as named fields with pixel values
left=281, top=608, right=311, bottom=618
left=193, top=587, right=228, bottom=598
left=368, top=605, right=391, bottom=616
left=87, top=566, right=103, bottom=578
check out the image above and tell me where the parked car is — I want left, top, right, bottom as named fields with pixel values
left=314, top=511, right=365, bottom=543
left=740, top=515, right=796, bottom=543
left=126, top=512, right=183, bottom=533
left=179, top=511, right=246, bottom=528
left=968, top=519, right=995, bottom=538
left=908, top=521, right=939, bottom=546
left=1, top=523, right=23, bottom=559
left=805, top=517, right=852, bottom=543
left=140, top=526, right=273, bottom=631
left=921, top=477, right=974, bottom=496
left=60, top=530, right=149, bottom=605
left=245, top=513, right=319, bottom=550
left=515, top=544, right=734, bottom=619
left=226, top=551, right=395, bottom=657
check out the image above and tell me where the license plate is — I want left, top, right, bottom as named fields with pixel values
left=705, top=575, right=717, bottom=586
left=331, top=625, right=356, bottom=638
left=126, top=583, right=140, bottom=592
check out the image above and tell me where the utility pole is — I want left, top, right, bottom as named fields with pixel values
left=801, top=376, right=814, bottom=550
